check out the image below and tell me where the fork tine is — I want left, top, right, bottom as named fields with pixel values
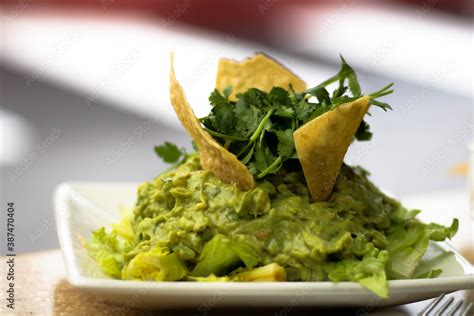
left=433, top=296, right=453, bottom=316
left=419, top=294, right=446, bottom=316
left=445, top=299, right=463, bottom=316
left=459, top=302, right=472, bottom=316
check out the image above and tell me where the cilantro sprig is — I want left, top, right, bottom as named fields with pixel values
left=199, top=56, right=393, bottom=179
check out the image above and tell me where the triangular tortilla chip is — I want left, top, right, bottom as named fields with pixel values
left=294, top=96, right=370, bottom=201
left=216, top=54, right=306, bottom=100
left=169, top=54, right=255, bottom=190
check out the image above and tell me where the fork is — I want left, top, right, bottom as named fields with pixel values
left=418, top=293, right=472, bottom=316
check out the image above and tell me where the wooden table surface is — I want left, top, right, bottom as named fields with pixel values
left=1, top=250, right=472, bottom=315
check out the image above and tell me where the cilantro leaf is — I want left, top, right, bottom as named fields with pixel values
left=292, top=95, right=315, bottom=122
left=207, top=89, right=237, bottom=135
left=255, top=142, right=272, bottom=173
left=154, top=142, right=186, bottom=164
left=269, top=87, right=290, bottom=104
left=212, top=103, right=236, bottom=135
left=340, top=55, right=361, bottom=96
left=310, top=87, right=332, bottom=105
left=209, top=89, right=228, bottom=107
left=234, top=99, right=261, bottom=138
left=223, top=86, right=233, bottom=99
left=355, top=120, right=373, bottom=141
left=273, top=129, right=295, bottom=158
left=191, top=140, right=199, bottom=151
left=274, top=105, right=294, bottom=118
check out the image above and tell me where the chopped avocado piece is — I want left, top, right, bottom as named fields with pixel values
left=234, top=263, right=287, bottom=282
left=186, top=263, right=286, bottom=282
left=185, top=275, right=231, bottom=282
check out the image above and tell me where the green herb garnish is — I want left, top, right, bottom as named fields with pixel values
left=154, top=142, right=187, bottom=164
left=200, top=56, right=393, bottom=178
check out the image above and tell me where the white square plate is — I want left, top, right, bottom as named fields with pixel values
left=55, top=182, right=473, bottom=309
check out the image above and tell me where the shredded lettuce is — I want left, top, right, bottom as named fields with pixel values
left=414, top=269, right=442, bottom=279
left=122, top=247, right=187, bottom=281
left=85, top=210, right=134, bottom=279
left=387, top=218, right=458, bottom=279
left=85, top=227, right=130, bottom=278
left=190, top=234, right=259, bottom=277
left=326, top=250, right=390, bottom=298
left=87, top=223, right=187, bottom=281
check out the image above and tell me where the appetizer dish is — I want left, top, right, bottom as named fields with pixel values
left=86, top=54, right=458, bottom=298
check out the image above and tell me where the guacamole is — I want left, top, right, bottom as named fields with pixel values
left=87, top=154, right=457, bottom=298
left=86, top=55, right=458, bottom=298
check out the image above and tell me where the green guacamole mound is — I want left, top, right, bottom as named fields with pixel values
left=87, top=154, right=458, bottom=298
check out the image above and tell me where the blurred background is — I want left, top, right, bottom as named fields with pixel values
left=0, top=0, right=472, bottom=257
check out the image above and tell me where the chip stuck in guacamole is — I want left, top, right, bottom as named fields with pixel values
left=86, top=54, right=458, bottom=299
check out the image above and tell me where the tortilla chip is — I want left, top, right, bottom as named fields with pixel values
left=294, top=96, right=370, bottom=201
left=216, top=54, right=306, bottom=100
left=169, top=54, right=255, bottom=190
